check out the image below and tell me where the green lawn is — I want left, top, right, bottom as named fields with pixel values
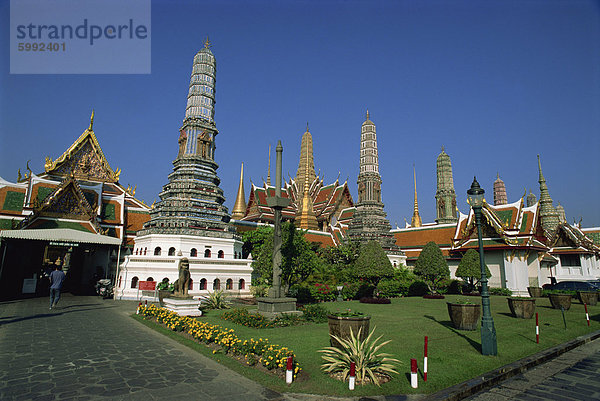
left=136, top=295, right=600, bottom=396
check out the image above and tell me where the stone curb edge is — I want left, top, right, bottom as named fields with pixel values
left=422, top=329, right=600, bottom=401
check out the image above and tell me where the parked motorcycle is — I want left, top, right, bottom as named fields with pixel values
left=95, top=279, right=114, bottom=299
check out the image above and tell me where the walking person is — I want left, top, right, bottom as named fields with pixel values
left=49, top=260, right=66, bottom=310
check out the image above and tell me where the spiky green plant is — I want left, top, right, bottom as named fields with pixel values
left=199, top=290, right=231, bottom=310
left=319, top=327, right=400, bottom=386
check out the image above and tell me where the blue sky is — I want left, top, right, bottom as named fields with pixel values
left=1, top=0, right=599, bottom=227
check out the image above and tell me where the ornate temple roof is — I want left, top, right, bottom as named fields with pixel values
left=43, top=111, right=121, bottom=183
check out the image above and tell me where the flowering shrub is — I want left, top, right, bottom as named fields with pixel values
left=311, top=283, right=337, bottom=302
left=138, top=304, right=301, bottom=378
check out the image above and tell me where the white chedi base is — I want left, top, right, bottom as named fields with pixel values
left=115, top=233, right=253, bottom=300
left=163, top=297, right=203, bottom=317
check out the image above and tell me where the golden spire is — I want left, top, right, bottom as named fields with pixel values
left=204, top=36, right=211, bottom=49
left=411, top=164, right=422, bottom=227
left=366, top=109, right=370, bottom=120
left=297, top=130, right=318, bottom=230
left=267, top=144, right=271, bottom=186
left=88, top=109, right=94, bottom=131
left=231, top=162, right=247, bottom=220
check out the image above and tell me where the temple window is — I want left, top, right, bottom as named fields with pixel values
left=200, top=278, right=207, bottom=290
left=226, top=279, right=233, bottom=290
left=218, top=250, right=224, bottom=259
left=213, top=278, right=220, bottom=290
left=154, top=247, right=161, bottom=256
left=238, top=279, right=245, bottom=290
left=204, top=249, right=211, bottom=258
left=190, top=248, right=197, bottom=257
left=146, top=277, right=154, bottom=282
left=168, top=247, right=176, bottom=256
left=131, top=276, right=138, bottom=288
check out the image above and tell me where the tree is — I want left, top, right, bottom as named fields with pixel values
left=455, top=249, right=491, bottom=292
left=247, top=222, right=323, bottom=292
left=413, top=241, right=450, bottom=293
left=352, top=241, right=394, bottom=288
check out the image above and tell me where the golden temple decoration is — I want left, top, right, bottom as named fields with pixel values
left=114, top=167, right=121, bottom=181
left=204, top=36, right=211, bottom=49
left=231, top=162, right=247, bottom=220
left=88, top=109, right=95, bottom=131
left=17, top=169, right=22, bottom=182
left=411, top=164, right=422, bottom=228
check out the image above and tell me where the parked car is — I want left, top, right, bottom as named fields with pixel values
left=550, top=281, right=600, bottom=292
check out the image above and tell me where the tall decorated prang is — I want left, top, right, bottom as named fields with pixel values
left=435, top=147, right=458, bottom=224
left=116, top=40, right=252, bottom=304
left=348, top=110, right=403, bottom=264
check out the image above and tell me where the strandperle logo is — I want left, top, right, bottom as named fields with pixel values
left=15, top=19, right=149, bottom=46
left=10, top=0, right=151, bottom=74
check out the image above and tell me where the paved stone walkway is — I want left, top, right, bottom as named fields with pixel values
left=465, top=337, right=600, bottom=401
left=0, top=294, right=282, bottom=401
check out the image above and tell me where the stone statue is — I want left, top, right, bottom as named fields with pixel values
left=173, top=258, right=191, bottom=297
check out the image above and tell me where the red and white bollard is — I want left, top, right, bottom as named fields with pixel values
left=286, top=356, right=293, bottom=384
left=145, top=300, right=148, bottom=307
left=349, top=362, right=356, bottom=390
left=424, top=336, right=428, bottom=382
left=585, top=304, right=590, bottom=327
left=536, top=313, right=539, bottom=344
left=137, top=302, right=142, bottom=314
left=411, top=358, right=418, bottom=388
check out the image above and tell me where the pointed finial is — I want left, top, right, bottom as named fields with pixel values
left=497, top=172, right=499, bottom=179
left=267, top=144, right=272, bottom=186
left=89, top=109, right=94, bottom=131
left=204, top=36, right=211, bottom=49
left=306, top=122, right=309, bottom=132
left=366, top=109, right=370, bottom=120
left=441, top=145, right=445, bottom=152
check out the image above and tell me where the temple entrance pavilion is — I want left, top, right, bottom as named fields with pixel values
left=0, top=228, right=121, bottom=300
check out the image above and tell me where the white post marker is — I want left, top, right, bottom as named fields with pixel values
left=136, top=301, right=142, bottom=314
left=349, top=362, right=356, bottom=390
left=536, top=312, right=539, bottom=344
left=424, top=336, right=428, bottom=381
left=286, top=356, right=293, bottom=384
left=411, top=358, right=418, bottom=388
left=585, top=304, right=590, bottom=326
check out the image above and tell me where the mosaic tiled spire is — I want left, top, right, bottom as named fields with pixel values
left=556, top=202, right=566, bottom=224
left=138, top=40, right=237, bottom=239
left=526, top=190, right=537, bottom=207
left=537, top=154, right=559, bottom=234
left=296, top=128, right=318, bottom=230
left=435, top=147, right=458, bottom=224
left=493, top=173, right=508, bottom=206
left=348, top=110, right=399, bottom=251
left=295, top=124, right=316, bottom=192
left=411, top=165, right=422, bottom=228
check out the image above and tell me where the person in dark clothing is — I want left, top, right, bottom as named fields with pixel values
left=49, top=263, right=66, bottom=309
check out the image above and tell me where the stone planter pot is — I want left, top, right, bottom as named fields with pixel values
left=158, top=290, right=172, bottom=306
left=327, top=314, right=371, bottom=348
left=447, top=302, right=481, bottom=331
left=527, top=287, right=543, bottom=298
left=577, top=291, right=598, bottom=306
left=548, top=293, right=572, bottom=310
left=507, top=297, right=536, bottom=319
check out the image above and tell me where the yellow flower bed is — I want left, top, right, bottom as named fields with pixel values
left=138, top=304, right=301, bottom=378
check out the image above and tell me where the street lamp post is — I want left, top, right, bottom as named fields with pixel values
left=467, top=177, right=497, bottom=356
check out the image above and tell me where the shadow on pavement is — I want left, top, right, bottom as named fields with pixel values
left=424, top=314, right=482, bottom=353
left=0, top=305, right=117, bottom=326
